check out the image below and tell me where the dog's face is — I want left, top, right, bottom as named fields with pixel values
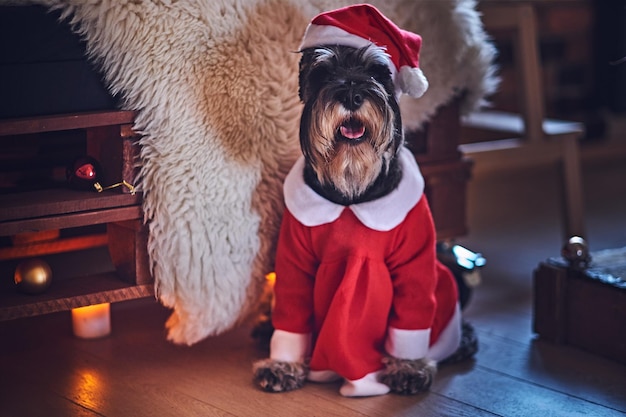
left=298, top=45, right=403, bottom=203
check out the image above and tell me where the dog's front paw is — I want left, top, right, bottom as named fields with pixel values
left=252, top=359, right=309, bottom=393
left=379, top=357, right=437, bottom=395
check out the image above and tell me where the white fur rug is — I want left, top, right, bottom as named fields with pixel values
left=28, top=0, right=496, bottom=345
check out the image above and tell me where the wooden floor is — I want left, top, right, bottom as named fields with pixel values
left=1, top=154, right=626, bottom=417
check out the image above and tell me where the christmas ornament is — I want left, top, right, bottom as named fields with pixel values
left=14, top=258, right=53, bottom=294
left=67, top=156, right=102, bottom=191
left=66, top=156, right=136, bottom=194
left=561, top=236, right=591, bottom=270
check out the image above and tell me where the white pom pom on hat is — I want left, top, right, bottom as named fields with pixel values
left=299, top=3, right=428, bottom=98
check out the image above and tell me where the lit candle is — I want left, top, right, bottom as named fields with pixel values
left=265, top=272, right=276, bottom=288
left=71, top=303, right=111, bottom=339
left=264, top=272, right=277, bottom=307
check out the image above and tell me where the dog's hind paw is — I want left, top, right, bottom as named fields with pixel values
left=439, top=321, right=479, bottom=366
left=379, top=357, right=437, bottom=395
left=252, top=359, right=309, bottom=392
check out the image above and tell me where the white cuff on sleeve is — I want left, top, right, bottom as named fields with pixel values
left=385, top=327, right=431, bottom=360
left=270, top=329, right=311, bottom=362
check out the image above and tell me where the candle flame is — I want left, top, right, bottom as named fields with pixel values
left=72, top=303, right=111, bottom=317
left=265, top=272, right=276, bottom=287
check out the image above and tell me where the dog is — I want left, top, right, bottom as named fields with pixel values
left=253, top=4, right=476, bottom=397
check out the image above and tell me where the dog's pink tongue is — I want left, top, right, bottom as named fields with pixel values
left=340, top=124, right=365, bottom=139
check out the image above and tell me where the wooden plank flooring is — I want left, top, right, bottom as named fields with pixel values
left=1, top=157, right=626, bottom=416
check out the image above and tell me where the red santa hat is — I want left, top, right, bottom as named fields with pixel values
left=299, top=4, right=428, bottom=98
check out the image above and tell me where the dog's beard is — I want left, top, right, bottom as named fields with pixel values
left=305, top=88, right=397, bottom=200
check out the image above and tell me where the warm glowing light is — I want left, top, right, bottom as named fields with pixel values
left=265, top=272, right=276, bottom=287
left=71, top=368, right=109, bottom=410
left=72, top=303, right=111, bottom=339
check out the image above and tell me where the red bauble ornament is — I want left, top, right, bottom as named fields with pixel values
left=67, top=156, right=102, bottom=191
left=75, top=163, right=97, bottom=180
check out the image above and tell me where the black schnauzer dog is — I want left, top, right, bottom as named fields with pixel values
left=253, top=41, right=476, bottom=397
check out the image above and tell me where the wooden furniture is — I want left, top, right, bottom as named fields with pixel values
left=533, top=247, right=626, bottom=365
left=0, top=110, right=153, bottom=321
left=406, top=98, right=473, bottom=241
left=0, top=102, right=471, bottom=322
left=460, top=2, right=586, bottom=240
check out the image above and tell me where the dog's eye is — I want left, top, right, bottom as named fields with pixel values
left=305, top=67, right=335, bottom=99
left=369, top=64, right=391, bottom=82
left=309, top=67, right=332, bottom=85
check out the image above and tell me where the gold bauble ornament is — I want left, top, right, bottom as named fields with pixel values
left=14, top=258, right=53, bottom=294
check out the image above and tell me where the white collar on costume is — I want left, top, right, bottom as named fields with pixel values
left=283, top=146, right=424, bottom=232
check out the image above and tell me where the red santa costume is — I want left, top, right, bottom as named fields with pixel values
left=270, top=147, right=462, bottom=397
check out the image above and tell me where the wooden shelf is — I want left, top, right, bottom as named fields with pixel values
left=0, top=233, right=108, bottom=261
left=0, top=272, right=154, bottom=321
left=0, top=110, right=136, bottom=136
left=1, top=205, right=142, bottom=238
left=0, top=188, right=142, bottom=236
left=0, top=109, right=152, bottom=321
left=0, top=188, right=140, bottom=222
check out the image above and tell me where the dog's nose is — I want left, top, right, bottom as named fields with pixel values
left=343, top=89, right=364, bottom=110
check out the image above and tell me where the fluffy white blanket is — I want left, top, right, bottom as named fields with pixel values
left=29, top=0, right=496, bottom=345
